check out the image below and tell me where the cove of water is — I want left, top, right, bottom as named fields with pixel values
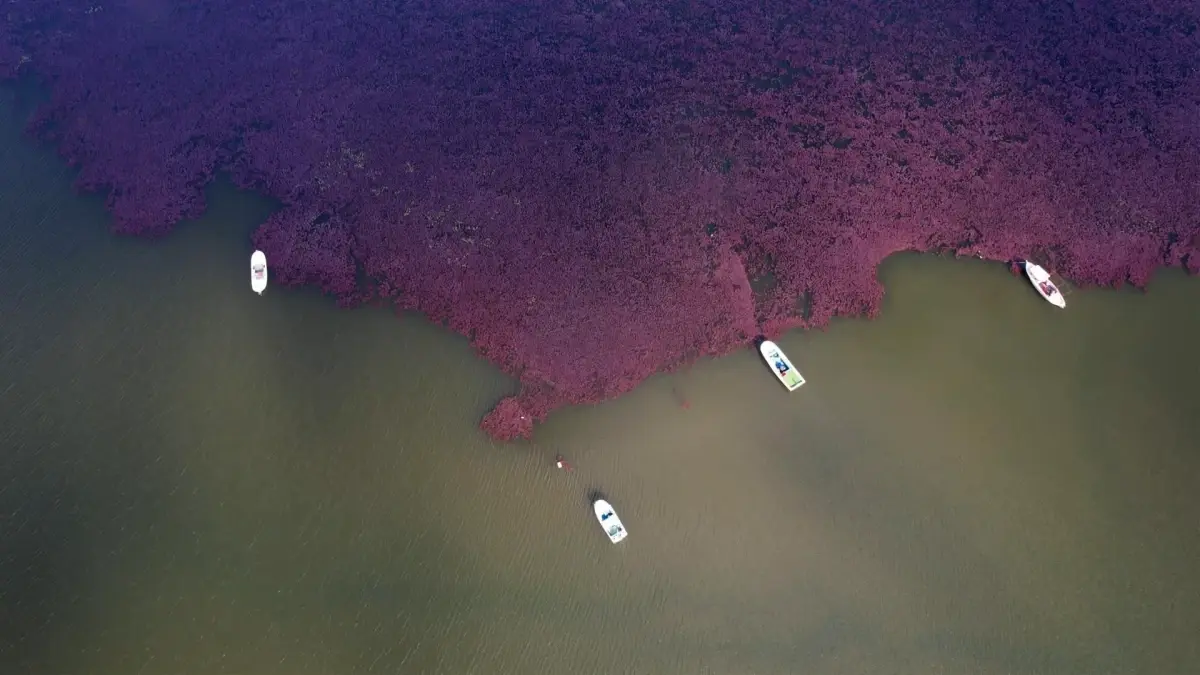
left=2, top=86, right=1198, bottom=675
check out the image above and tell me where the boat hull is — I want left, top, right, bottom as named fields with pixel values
left=593, top=499, right=628, bottom=544
left=1023, top=262, right=1065, bottom=308
left=251, top=250, right=269, bottom=295
left=759, top=340, right=806, bottom=391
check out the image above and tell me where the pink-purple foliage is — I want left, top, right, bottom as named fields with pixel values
left=0, top=33, right=21, bottom=80
left=3, top=0, right=1198, bottom=439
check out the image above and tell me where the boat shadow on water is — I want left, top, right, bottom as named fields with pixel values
left=586, top=487, right=608, bottom=506
left=752, top=334, right=773, bottom=375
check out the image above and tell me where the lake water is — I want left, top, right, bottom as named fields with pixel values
left=2, top=84, right=1198, bottom=675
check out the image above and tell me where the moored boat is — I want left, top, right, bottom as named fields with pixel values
left=251, top=250, right=268, bottom=295
left=1022, top=261, right=1065, bottom=308
left=759, top=340, right=806, bottom=391
left=593, top=499, right=628, bottom=544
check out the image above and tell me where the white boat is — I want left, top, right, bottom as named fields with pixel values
left=251, top=250, right=268, bottom=295
left=759, top=340, right=805, bottom=391
left=1022, top=261, right=1065, bottom=308
left=593, top=499, right=628, bottom=544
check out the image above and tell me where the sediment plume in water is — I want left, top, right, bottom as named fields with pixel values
left=3, top=0, right=1197, bottom=439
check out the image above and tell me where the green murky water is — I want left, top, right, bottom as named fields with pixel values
left=2, top=85, right=1198, bottom=675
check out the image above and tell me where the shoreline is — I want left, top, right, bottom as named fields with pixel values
left=2, top=0, right=1197, bottom=440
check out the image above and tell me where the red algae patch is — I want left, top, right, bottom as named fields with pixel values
left=3, top=0, right=1197, bottom=438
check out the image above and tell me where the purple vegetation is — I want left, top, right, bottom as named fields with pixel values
left=3, top=0, right=1198, bottom=439
left=0, top=33, right=20, bottom=79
